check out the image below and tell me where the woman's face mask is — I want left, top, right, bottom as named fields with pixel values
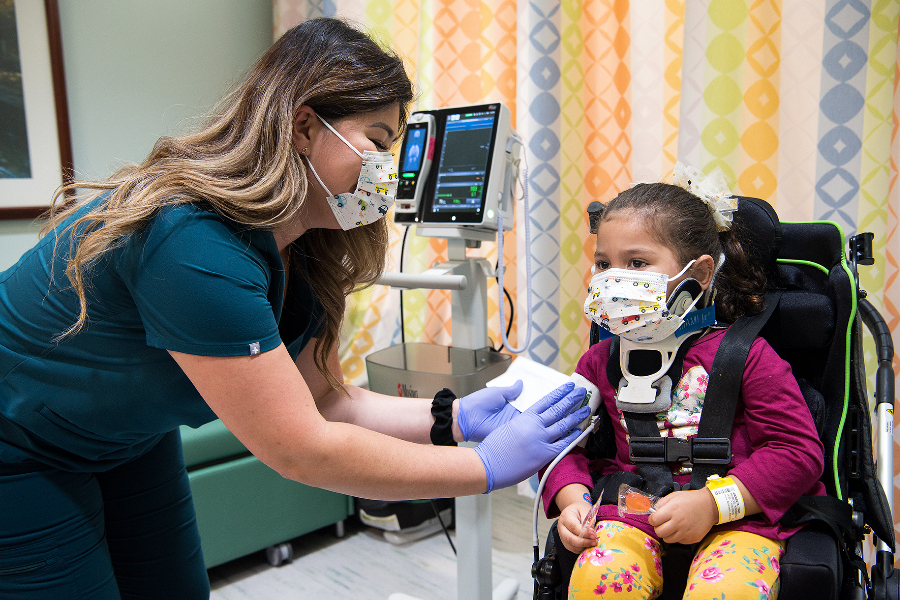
left=583, top=260, right=701, bottom=343
left=304, top=115, right=398, bottom=230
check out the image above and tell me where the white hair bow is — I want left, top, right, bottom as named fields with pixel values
left=671, top=162, right=738, bottom=231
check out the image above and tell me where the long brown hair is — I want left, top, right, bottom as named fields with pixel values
left=598, top=183, right=767, bottom=323
left=42, top=18, right=414, bottom=389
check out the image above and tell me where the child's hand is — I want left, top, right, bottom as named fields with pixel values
left=557, top=500, right=598, bottom=554
left=647, top=488, right=718, bottom=544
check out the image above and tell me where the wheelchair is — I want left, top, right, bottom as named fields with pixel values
left=532, top=196, right=899, bottom=599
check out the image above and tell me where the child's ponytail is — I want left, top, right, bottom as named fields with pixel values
left=713, top=221, right=767, bottom=323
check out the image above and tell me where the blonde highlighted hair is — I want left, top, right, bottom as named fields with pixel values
left=42, top=18, right=414, bottom=390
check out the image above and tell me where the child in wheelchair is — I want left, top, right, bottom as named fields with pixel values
left=543, top=165, right=826, bottom=599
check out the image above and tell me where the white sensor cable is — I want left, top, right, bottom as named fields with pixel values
left=497, top=133, right=532, bottom=354
left=532, top=417, right=598, bottom=548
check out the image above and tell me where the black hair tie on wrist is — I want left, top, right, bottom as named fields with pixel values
left=430, top=388, right=458, bottom=446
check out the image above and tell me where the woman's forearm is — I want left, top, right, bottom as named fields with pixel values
left=315, top=385, right=463, bottom=444
left=302, top=345, right=463, bottom=444
left=278, top=417, right=486, bottom=499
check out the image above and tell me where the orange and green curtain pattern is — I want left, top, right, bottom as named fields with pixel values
left=276, top=0, right=900, bottom=535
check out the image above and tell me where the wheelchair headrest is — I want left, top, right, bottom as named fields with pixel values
left=732, top=196, right=782, bottom=276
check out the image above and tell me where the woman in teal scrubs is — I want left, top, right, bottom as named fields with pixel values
left=0, top=18, right=588, bottom=599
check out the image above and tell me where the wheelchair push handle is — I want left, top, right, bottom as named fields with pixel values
left=858, top=298, right=895, bottom=407
left=859, top=298, right=895, bottom=366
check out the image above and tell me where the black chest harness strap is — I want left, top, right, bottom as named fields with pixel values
left=688, top=290, right=783, bottom=489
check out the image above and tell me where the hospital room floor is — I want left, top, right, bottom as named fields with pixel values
left=208, top=485, right=552, bottom=599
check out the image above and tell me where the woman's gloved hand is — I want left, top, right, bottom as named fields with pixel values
left=457, top=380, right=524, bottom=442
left=474, top=382, right=589, bottom=493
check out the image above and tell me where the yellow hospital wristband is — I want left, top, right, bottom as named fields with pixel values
left=705, top=475, right=745, bottom=524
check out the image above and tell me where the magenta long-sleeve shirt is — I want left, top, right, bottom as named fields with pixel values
left=541, top=328, right=826, bottom=541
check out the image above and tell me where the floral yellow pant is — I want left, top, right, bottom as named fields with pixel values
left=568, top=521, right=785, bottom=599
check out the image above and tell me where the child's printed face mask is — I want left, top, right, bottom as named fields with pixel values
left=583, top=260, right=700, bottom=343
left=304, top=115, right=398, bottom=230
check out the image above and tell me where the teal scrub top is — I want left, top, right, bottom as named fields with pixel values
left=0, top=200, right=324, bottom=471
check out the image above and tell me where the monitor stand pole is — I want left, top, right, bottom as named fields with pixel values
left=385, top=239, right=518, bottom=600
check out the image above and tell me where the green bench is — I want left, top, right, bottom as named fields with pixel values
left=180, top=420, right=353, bottom=568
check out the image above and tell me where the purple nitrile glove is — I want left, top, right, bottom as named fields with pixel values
left=474, top=382, right=589, bottom=493
left=457, top=380, right=524, bottom=443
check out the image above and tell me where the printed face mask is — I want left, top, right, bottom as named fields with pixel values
left=583, top=260, right=700, bottom=343
left=304, top=115, right=398, bottom=230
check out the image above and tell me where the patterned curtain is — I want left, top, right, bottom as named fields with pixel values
left=274, top=0, right=900, bottom=543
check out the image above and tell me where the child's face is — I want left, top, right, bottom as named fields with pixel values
left=593, top=211, right=689, bottom=297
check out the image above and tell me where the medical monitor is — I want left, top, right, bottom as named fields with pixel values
left=396, top=102, right=516, bottom=238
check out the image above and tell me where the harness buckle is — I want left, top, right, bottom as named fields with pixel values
left=628, top=437, right=732, bottom=465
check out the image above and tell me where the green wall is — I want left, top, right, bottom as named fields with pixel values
left=0, top=0, right=273, bottom=271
